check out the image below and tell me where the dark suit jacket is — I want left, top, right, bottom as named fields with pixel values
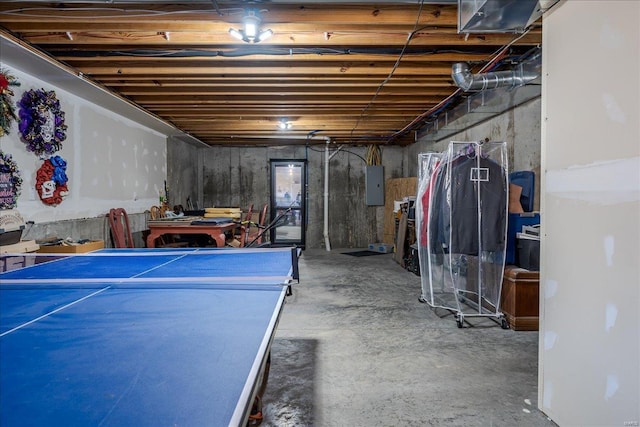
left=429, top=153, right=507, bottom=256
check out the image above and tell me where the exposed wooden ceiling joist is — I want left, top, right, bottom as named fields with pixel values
left=0, top=1, right=543, bottom=147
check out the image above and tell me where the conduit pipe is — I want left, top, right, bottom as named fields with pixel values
left=324, top=138, right=332, bottom=251
left=322, top=137, right=343, bottom=251
left=451, top=62, right=538, bottom=92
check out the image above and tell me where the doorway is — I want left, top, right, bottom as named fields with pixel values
left=270, top=159, right=306, bottom=248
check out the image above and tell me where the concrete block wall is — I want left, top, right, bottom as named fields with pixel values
left=167, top=142, right=406, bottom=249
left=166, top=137, right=203, bottom=211
left=165, top=98, right=542, bottom=250
left=20, top=212, right=149, bottom=249
left=408, top=97, right=542, bottom=211
left=13, top=98, right=541, bottom=251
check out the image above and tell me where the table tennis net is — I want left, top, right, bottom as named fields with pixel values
left=1, top=247, right=298, bottom=290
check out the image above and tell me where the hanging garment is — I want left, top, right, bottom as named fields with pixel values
left=418, top=160, right=441, bottom=247
left=429, top=151, right=507, bottom=256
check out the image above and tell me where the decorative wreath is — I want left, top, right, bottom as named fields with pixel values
left=35, top=155, right=69, bottom=206
left=0, top=69, right=20, bottom=137
left=18, top=88, right=67, bottom=157
left=0, top=150, right=23, bottom=209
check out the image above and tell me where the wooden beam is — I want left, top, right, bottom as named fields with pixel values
left=18, top=30, right=540, bottom=47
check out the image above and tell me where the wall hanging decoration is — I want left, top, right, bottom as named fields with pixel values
left=0, top=150, right=23, bottom=209
left=18, top=88, right=67, bottom=157
left=35, top=155, right=69, bottom=206
left=0, top=69, right=21, bottom=137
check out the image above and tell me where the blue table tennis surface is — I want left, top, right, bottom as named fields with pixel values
left=0, top=247, right=297, bottom=427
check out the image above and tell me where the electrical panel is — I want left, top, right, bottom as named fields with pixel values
left=365, top=165, right=384, bottom=206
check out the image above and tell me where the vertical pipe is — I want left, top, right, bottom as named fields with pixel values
left=324, top=138, right=331, bottom=251
left=475, top=142, right=483, bottom=313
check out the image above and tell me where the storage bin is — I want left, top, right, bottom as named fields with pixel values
left=516, top=234, right=540, bottom=271
left=506, top=212, right=540, bottom=265
left=368, top=243, right=393, bottom=253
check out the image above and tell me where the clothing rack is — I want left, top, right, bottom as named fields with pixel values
left=417, top=141, right=509, bottom=328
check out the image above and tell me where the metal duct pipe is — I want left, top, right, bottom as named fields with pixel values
left=451, top=62, right=538, bottom=92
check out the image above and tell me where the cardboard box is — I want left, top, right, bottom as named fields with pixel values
left=38, top=240, right=104, bottom=254
left=1, top=240, right=40, bottom=254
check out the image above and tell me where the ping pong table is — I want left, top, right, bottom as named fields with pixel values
left=0, top=246, right=299, bottom=427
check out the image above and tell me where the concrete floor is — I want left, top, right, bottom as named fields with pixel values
left=261, top=249, right=557, bottom=427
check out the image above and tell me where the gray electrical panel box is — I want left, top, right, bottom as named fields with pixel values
left=365, top=165, right=384, bottom=206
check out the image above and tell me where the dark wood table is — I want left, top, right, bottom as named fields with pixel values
left=147, top=218, right=237, bottom=248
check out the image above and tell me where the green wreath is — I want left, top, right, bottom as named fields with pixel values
left=0, top=69, right=20, bottom=137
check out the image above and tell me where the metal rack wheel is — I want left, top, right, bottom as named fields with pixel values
left=501, top=317, right=509, bottom=329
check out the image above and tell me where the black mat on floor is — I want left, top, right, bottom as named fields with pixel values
left=342, top=250, right=386, bottom=257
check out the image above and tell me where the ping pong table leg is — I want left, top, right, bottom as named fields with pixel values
left=290, top=247, right=299, bottom=281
left=248, top=351, right=271, bottom=425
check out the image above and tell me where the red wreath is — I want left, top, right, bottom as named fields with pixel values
left=35, top=157, right=69, bottom=205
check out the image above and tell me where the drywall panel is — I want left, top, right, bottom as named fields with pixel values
left=539, top=2, right=640, bottom=425
left=0, top=65, right=167, bottom=224
left=78, top=106, right=166, bottom=202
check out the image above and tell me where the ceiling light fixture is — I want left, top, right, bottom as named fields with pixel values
left=278, top=119, right=292, bottom=130
left=228, top=9, right=273, bottom=44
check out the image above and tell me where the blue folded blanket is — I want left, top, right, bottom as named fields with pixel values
left=190, top=217, right=234, bottom=225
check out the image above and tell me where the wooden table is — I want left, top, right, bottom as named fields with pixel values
left=147, top=218, right=237, bottom=248
left=1, top=240, right=40, bottom=273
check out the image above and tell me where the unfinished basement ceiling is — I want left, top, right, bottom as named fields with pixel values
left=0, top=1, right=546, bottom=147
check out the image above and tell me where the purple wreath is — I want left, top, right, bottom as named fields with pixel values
left=18, top=89, right=67, bottom=157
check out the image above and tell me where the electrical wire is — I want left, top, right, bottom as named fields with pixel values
left=305, top=145, right=367, bottom=164
left=209, top=0, right=223, bottom=16
left=348, top=0, right=426, bottom=139
left=365, top=145, right=381, bottom=166
left=0, top=7, right=241, bottom=19
left=384, top=26, right=537, bottom=144
left=51, top=46, right=479, bottom=58
left=5, top=3, right=540, bottom=147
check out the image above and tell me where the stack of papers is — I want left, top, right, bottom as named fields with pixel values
left=517, top=224, right=540, bottom=241
left=522, top=224, right=540, bottom=236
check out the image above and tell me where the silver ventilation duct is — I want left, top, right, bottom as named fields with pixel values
left=418, top=49, right=542, bottom=142
left=451, top=62, right=538, bottom=92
